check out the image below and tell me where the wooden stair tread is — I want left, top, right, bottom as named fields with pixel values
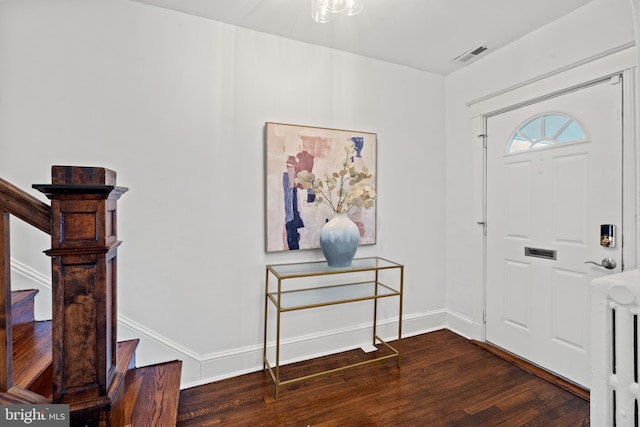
left=11, top=289, right=39, bottom=307
left=12, top=320, right=51, bottom=390
left=117, top=339, right=139, bottom=373
left=0, top=393, right=31, bottom=404
left=124, top=360, right=182, bottom=427
left=11, top=289, right=39, bottom=326
left=102, top=339, right=139, bottom=412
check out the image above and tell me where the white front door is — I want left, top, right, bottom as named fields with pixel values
left=485, top=77, right=623, bottom=388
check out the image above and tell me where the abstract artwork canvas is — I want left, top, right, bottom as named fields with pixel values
left=265, top=122, right=377, bottom=252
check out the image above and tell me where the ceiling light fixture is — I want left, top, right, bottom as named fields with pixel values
left=311, top=0, right=364, bottom=23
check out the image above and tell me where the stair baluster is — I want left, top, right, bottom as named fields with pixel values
left=0, top=210, right=12, bottom=393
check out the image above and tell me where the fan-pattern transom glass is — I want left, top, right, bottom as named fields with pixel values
left=507, top=113, right=587, bottom=153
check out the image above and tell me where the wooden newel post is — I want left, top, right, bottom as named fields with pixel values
left=34, top=166, right=128, bottom=411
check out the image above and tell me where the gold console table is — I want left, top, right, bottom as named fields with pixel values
left=263, top=257, right=404, bottom=398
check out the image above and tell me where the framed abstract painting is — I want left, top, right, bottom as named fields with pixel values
left=265, top=122, right=377, bottom=252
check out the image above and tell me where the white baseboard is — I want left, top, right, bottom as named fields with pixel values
left=446, top=310, right=474, bottom=339
left=10, top=258, right=478, bottom=390
left=183, top=309, right=467, bottom=390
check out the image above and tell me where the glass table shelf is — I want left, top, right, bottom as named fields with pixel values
left=267, top=256, right=402, bottom=279
left=268, top=281, right=400, bottom=311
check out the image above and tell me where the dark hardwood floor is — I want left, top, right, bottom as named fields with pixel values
left=177, top=329, right=589, bottom=426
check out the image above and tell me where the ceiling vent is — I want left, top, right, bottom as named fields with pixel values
left=453, top=45, right=488, bottom=63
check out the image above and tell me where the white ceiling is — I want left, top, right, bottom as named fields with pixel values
left=132, top=0, right=596, bottom=75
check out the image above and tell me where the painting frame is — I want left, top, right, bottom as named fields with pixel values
left=265, top=122, right=377, bottom=253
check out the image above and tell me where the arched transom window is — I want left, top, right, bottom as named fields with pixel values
left=507, top=113, right=587, bottom=153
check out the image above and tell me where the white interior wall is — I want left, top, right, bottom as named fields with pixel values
left=2, top=0, right=634, bottom=389
left=444, top=0, right=636, bottom=339
left=0, top=0, right=446, bottom=386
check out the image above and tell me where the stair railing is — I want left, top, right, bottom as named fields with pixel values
left=0, top=177, right=51, bottom=394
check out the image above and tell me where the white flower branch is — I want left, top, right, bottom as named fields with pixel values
left=295, top=143, right=376, bottom=214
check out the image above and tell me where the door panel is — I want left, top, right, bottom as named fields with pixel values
left=506, top=161, right=531, bottom=238
left=553, top=154, right=588, bottom=243
left=486, top=78, right=622, bottom=388
left=503, top=260, right=532, bottom=330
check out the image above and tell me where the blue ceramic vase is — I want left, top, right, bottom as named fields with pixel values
left=320, top=213, right=360, bottom=268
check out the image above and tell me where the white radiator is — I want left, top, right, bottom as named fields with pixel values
left=592, top=269, right=640, bottom=427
